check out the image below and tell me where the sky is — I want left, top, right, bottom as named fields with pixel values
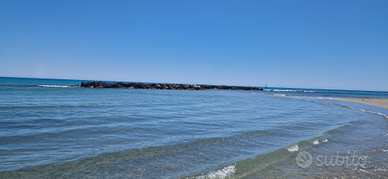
left=0, top=0, right=387, bottom=91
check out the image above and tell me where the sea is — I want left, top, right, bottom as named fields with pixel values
left=0, top=77, right=387, bottom=179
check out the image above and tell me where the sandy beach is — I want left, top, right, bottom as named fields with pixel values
left=328, top=98, right=388, bottom=110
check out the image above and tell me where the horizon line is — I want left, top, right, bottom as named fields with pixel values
left=0, top=76, right=386, bottom=92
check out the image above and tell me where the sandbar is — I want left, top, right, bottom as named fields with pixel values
left=328, top=98, right=388, bottom=110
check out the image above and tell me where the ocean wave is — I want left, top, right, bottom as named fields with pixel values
left=186, top=136, right=332, bottom=178
left=38, top=85, right=69, bottom=88
left=265, top=89, right=324, bottom=93
left=312, top=140, right=319, bottom=145
left=192, top=164, right=236, bottom=179
left=0, top=84, right=39, bottom=87
left=0, top=84, right=69, bottom=88
left=271, top=94, right=289, bottom=97
left=287, top=144, right=299, bottom=152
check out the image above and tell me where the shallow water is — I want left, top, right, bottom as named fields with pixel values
left=0, top=77, right=387, bottom=178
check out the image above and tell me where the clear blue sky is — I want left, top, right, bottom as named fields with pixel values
left=1, top=0, right=387, bottom=91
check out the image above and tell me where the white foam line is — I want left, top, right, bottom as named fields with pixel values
left=313, top=140, right=319, bottom=145
left=287, top=144, right=299, bottom=152
left=38, top=85, right=69, bottom=88
left=195, top=164, right=236, bottom=179
left=267, top=90, right=321, bottom=93
left=320, top=100, right=388, bottom=120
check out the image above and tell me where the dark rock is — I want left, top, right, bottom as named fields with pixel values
left=80, top=81, right=265, bottom=91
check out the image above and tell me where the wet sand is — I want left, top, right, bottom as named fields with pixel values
left=328, top=98, right=388, bottom=110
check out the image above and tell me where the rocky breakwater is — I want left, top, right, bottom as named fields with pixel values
left=81, top=81, right=264, bottom=91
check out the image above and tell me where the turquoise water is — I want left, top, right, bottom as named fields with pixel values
left=0, top=77, right=387, bottom=178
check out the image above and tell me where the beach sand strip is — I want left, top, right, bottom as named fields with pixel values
left=328, top=98, right=388, bottom=110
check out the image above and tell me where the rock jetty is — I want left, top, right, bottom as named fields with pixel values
left=80, top=81, right=264, bottom=91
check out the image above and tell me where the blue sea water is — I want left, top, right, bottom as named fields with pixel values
left=0, top=77, right=387, bottom=178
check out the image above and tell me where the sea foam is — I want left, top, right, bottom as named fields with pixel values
left=287, top=144, right=299, bottom=152
left=196, top=164, right=236, bottom=179
left=38, top=85, right=69, bottom=88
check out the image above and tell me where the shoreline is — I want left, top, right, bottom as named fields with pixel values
left=327, top=97, right=388, bottom=110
